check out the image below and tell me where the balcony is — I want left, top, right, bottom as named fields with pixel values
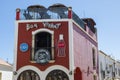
left=20, top=7, right=68, bottom=20
left=17, top=6, right=85, bottom=30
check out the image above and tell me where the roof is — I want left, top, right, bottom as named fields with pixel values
left=48, top=3, right=67, bottom=8
left=99, top=50, right=115, bottom=61
left=0, top=58, right=11, bottom=66
left=27, top=5, right=46, bottom=9
left=82, top=18, right=96, bottom=25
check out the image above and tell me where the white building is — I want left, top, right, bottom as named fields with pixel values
left=0, top=59, right=13, bottom=80
left=99, top=50, right=116, bottom=80
left=114, top=61, right=120, bottom=80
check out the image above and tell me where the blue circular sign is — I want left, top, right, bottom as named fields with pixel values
left=20, top=43, right=28, bottom=52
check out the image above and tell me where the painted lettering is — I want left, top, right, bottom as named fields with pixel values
left=43, top=22, right=61, bottom=29
left=26, top=24, right=38, bottom=31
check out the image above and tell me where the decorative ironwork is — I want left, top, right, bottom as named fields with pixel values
left=19, top=7, right=85, bottom=30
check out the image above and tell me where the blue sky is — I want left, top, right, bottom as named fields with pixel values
left=0, top=0, right=120, bottom=63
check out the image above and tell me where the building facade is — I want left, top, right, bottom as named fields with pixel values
left=13, top=3, right=98, bottom=80
left=0, top=59, right=13, bottom=80
left=99, top=50, right=120, bottom=80
left=115, top=61, right=120, bottom=80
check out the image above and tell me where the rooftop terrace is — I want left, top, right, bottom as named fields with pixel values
left=16, top=4, right=96, bottom=34
left=16, top=4, right=85, bottom=29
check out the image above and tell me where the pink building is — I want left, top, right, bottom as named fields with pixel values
left=13, top=3, right=98, bottom=80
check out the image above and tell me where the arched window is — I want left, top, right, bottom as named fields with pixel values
left=46, top=70, right=69, bottom=80
left=17, top=70, right=40, bottom=80
left=31, top=29, right=54, bottom=64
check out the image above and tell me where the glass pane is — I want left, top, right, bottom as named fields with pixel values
left=18, top=70, right=40, bottom=80
left=46, top=70, right=69, bottom=80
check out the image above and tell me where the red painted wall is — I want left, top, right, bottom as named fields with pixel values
left=16, top=21, right=69, bottom=71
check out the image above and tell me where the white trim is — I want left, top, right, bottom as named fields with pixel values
left=14, top=65, right=70, bottom=80
left=44, top=65, right=70, bottom=80
left=16, top=19, right=69, bottom=23
left=13, top=21, right=19, bottom=72
left=31, top=28, right=54, bottom=61
left=14, top=65, right=42, bottom=80
left=72, top=20, right=97, bottom=43
left=32, top=28, right=54, bottom=35
left=68, top=20, right=74, bottom=80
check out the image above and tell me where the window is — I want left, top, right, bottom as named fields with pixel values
left=18, top=70, right=40, bottom=80
left=0, top=72, right=2, bottom=80
left=46, top=70, right=69, bottom=80
left=115, top=68, right=117, bottom=75
left=92, top=48, right=96, bottom=68
left=31, top=29, right=54, bottom=64
left=35, top=32, right=51, bottom=54
left=118, top=69, right=120, bottom=76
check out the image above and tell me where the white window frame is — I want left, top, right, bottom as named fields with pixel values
left=31, top=29, right=54, bottom=62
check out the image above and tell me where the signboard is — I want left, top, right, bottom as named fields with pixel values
left=26, top=22, right=61, bottom=31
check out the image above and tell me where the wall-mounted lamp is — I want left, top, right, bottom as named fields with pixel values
left=13, top=71, right=17, bottom=75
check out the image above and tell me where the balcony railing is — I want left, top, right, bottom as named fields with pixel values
left=18, top=7, right=85, bottom=30
left=20, top=7, right=68, bottom=20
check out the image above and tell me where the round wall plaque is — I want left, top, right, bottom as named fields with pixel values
left=20, top=43, right=28, bottom=52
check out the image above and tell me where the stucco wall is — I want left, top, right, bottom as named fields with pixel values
left=73, top=23, right=98, bottom=80
left=0, top=70, right=13, bottom=80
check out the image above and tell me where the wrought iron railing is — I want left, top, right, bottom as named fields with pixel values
left=20, top=7, right=68, bottom=20
left=19, top=7, right=85, bottom=29
left=72, top=11, right=85, bottom=29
